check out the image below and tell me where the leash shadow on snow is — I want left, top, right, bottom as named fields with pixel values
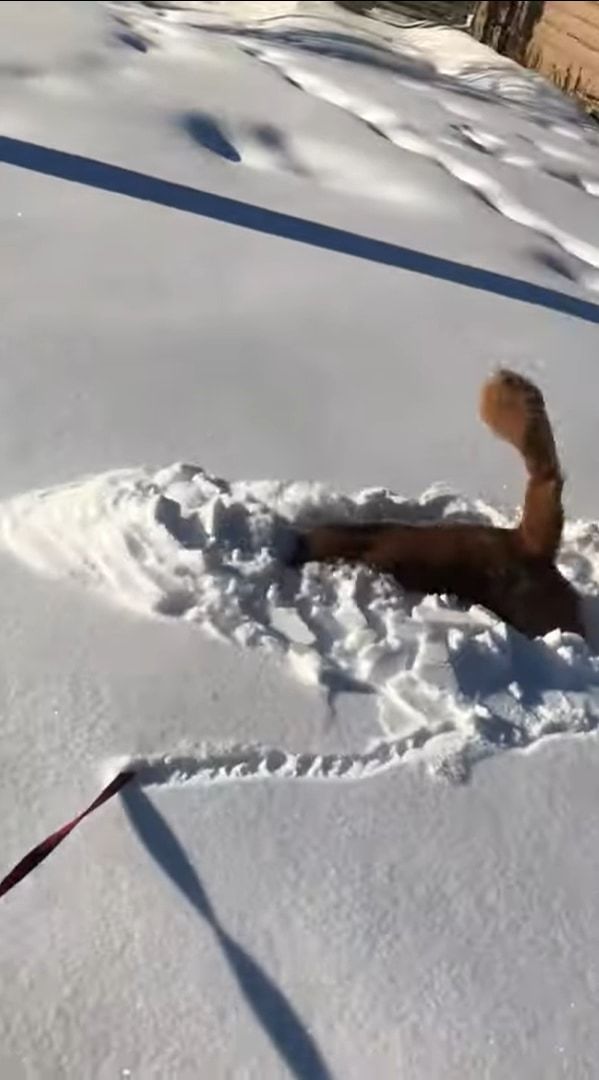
left=2, top=135, right=599, bottom=325
left=121, top=785, right=333, bottom=1080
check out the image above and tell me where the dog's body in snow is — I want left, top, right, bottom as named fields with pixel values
left=292, top=370, right=584, bottom=640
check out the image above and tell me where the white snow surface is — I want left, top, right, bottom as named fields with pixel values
left=2, top=2, right=599, bottom=1078
left=3, top=462, right=599, bottom=786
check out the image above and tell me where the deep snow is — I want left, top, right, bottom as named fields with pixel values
left=2, top=2, right=599, bottom=1078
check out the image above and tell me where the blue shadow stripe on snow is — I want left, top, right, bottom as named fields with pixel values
left=121, top=786, right=333, bottom=1080
left=1, top=134, right=599, bottom=325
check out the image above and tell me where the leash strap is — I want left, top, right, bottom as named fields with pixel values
left=0, top=770, right=135, bottom=900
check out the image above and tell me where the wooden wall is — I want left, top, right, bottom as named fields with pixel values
left=473, top=1, right=599, bottom=101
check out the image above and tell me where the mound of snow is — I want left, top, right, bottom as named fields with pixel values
left=2, top=463, right=599, bottom=778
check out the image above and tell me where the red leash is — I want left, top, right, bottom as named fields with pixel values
left=0, top=770, right=135, bottom=900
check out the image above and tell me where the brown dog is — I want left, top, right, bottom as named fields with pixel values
left=293, top=370, right=584, bottom=640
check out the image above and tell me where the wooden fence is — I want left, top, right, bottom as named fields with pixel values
left=473, top=1, right=599, bottom=102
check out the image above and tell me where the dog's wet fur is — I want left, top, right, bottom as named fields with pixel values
left=292, top=371, right=585, bottom=640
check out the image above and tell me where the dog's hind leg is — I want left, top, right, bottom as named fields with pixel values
left=480, top=369, right=564, bottom=558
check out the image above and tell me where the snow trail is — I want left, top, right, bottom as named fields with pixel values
left=241, top=43, right=599, bottom=285
left=3, top=463, right=599, bottom=778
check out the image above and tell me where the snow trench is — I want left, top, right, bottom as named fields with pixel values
left=2, top=463, right=599, bottom=780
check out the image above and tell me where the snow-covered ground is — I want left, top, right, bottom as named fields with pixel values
left=2, top=2, right=599, bottom=1076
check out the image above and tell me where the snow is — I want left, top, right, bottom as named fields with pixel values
left=2, top=2, right=599, bottom=1077
left=3, top=462, right=599, bottom=786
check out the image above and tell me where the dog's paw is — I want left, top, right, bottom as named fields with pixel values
left=480, top=369, right=556, bottom=471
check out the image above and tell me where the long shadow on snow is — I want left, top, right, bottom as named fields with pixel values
left=1, top=135, right=599, bottom=325
left=121, top=786, right=333, bottom=1080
